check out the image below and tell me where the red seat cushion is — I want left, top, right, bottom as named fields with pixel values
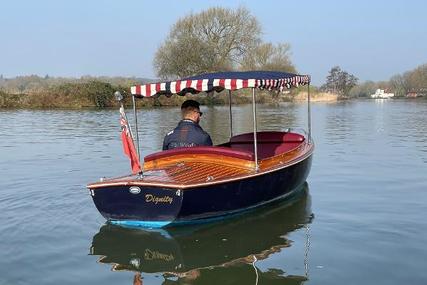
left=145, top=132, right=305, bottom=163
left=228, top=131, right=305, bottom=160
left=230, top=131, right=304, bottom=143
left=144, top=146, right=255, bottom=162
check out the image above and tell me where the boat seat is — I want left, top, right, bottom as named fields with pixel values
left=230, top=131, right=304, bottom=143
left=228, top=131, right=305, bottom=160
left=144, top=146, right=255, bottom=163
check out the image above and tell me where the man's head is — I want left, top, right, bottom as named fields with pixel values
left=181, top=99, right=203, bottom=123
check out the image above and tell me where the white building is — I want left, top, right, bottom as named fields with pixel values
left=371, top=89, right=394, bottom=99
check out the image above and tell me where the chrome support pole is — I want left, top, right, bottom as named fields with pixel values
left=132, top=95, right=141, bottom=161
left=228, top=90, right=233, bottom=139
left=252, top=88, right=259, bottom=171
left=307, top=83, right=312, bottom=143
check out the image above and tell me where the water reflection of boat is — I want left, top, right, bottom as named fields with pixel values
left=90, top=183, right=312, bottom=284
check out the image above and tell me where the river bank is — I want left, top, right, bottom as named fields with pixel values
left=293, top=91, right=338, bottom=102
left=0, top=81, right=339, bottom=109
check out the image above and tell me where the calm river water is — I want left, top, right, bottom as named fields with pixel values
left=1, top=100, right=426, bottom=285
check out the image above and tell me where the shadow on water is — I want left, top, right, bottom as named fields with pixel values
left=90, top=183, right=313, bottom=284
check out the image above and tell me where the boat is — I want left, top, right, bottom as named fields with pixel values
left=370, top=89, right=394, bottom=99
left=90, top=184, right=312, bottom=283
left=87, top=71, right=314, bottom=228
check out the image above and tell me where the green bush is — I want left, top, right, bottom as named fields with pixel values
left=0, top=90, right=22, bottom=108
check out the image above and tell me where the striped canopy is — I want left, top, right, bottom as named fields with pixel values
left=131, top=71, right=310, bottom=98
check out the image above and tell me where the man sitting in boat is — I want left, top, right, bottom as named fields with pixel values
left=162, top=99, right=213, bottom=150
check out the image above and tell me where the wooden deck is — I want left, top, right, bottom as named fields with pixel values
left=143, top=160, right=254, bottom=185
left=88, top=141, right=312, bottom=190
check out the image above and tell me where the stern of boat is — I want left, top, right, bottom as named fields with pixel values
left=87, top=182, right=183, bottom=228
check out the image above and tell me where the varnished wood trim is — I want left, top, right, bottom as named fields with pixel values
left=259, top=144, right=305, bottom=171
left=88, top=142, right=314, bottom=190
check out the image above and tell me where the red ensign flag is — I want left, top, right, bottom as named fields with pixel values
left=120, top=109, right=141, bottom=174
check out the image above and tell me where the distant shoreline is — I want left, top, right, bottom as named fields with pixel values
left=0, top=90, right=339, bottom=110
left=2, top=83, right=422, bottom=110
left=0, top=91, right=424, bottom=111
left=0, top=78, right=339, bottom=109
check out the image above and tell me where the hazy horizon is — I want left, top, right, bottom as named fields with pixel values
left=2, top=0, right=426, bottom=85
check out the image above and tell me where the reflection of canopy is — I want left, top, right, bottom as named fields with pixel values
left=131, top=71, right=311, bottom=98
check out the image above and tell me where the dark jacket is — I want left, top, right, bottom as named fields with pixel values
left=162, top=120, right=213, bottom=150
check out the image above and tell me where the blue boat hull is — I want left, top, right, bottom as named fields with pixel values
left=90, top=154, right=312, bottom=227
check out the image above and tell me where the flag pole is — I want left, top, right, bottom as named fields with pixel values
left=115, top=91, right=142, bottom=174
left=132, top=95, right=141, bottom=161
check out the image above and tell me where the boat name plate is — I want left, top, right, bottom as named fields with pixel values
left=145, top=194, right=173, bottom=205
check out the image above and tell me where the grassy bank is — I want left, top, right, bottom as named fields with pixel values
left=1, top=81, right=129, bottom=109
left=293, top=91, right=338, bottom=102
left=0, top=80, right=335, bottom=109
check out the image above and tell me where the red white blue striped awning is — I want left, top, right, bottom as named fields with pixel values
left=131, top=71, right=310, bottom=98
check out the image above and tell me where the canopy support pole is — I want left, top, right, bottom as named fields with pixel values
left=132, top=95, right=141, bottom=161
left=307, top=83, right=312, bottom=143
left=228, top=90, right=233, bottom=139
left=252, top=88, right=259, bottom=171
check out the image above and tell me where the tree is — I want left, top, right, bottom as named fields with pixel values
left=404, top=63, right=427, bottom=91
left=154, top=7, right=261, bottom=79
left=389, top=74, right=408, bottom=97
left=388, top=63, right=427, bottom=96
left=322, top=66, right=358, bottom=97
left=240, top=42, right=296, bottom=73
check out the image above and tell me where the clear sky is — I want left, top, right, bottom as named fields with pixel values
left=1, top=0, right=426, bottom=85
